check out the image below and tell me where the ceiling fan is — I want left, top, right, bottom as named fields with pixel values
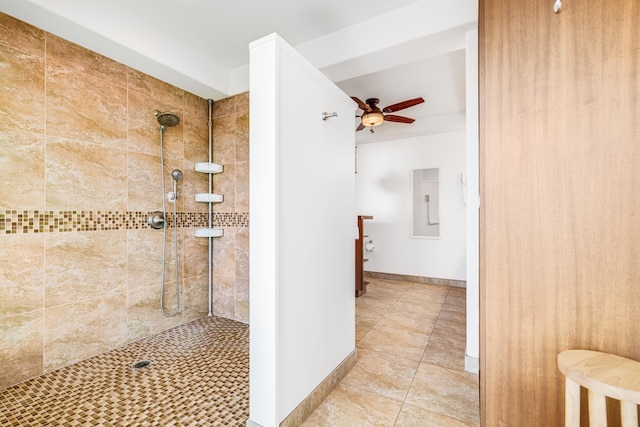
left=351, top=96, right=425, bottom=132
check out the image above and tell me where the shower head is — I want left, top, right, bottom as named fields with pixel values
left=154, top=111, right=180, bottom=127
left=171, top=170, right=183, bottom=181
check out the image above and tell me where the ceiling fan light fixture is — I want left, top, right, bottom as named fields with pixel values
left=361, top=112, right=384, bottom=127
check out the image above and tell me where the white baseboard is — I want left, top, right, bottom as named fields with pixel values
left=465, top=354, right=479, bottom=374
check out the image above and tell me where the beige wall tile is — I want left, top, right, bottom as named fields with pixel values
left=45, top=136, right=127, bottom=211
left=235, top=227, right=249, bottom=279
left=212, top=228, right=236, bottom=277
left=182, top=228, right=209, bottom=279
left=161, top=123, right=185, bottom=162
left=235, top=161, right=249, bottom=213
left=0, top=43, right=44, bottom=133
left=0, top=14, right=248, bottom=380
left=46, top=63, right=127, bottom=147
left=235, top=92, right=249, bottom=113
left=44, top=230, right=127, bottom=308
left=212, top=114, right=236, bottom=164
left=213, top=162, right=236, bottom=213
left=0, top=130, right=45, bottom=210
left=0, top=311, right=43, bottom=389
left=182, top=160, right=210, bottom=213
left=127, top=100, right=159, bottom=153
left=183, top=113, right=209, bottom=163
left=0, top=12, right=44, bottom=57
left=127, top=68, right=183, bottom=106
left=235, top=277, right=249, bottom=324
left=127, top=229, right=164, bottom=291
left=164, top=156, right=186, bottom=212
left=128, top=91, right=184, bottom=159
left=127, top=151, right=162, bottom=211
left=0, top=234, right=44, bottom=318
left=183, top=91, right=209, bottom=162
left=236, top=110, right=249, bottom=163
left=183, top=274, right=209, bottom=322
left=126, top=285, right=179, bottom=342
left=212, top=97, right=234, bottom=119
left=184, top=91, right=208, bottom=117
left=44, top=292, right=127, bottom=372
left=46, top=34, right=127, bottom=87
left=212, top=274, right=235, bottom=320
left=161, top=223, right=183, bottom=287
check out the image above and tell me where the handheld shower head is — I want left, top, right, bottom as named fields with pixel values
left=171, top=170, right=183, bottom=181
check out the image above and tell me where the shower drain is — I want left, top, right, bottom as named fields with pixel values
left=132, top=359, right=152, bottom=369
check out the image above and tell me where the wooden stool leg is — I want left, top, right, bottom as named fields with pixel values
left=565, top=378, right=581, bottom=427
left=621, top=401, right=638, bottom=427
left=588, top=389, right=607, bottom=427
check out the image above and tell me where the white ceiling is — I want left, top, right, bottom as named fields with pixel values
left=0, top=0, right=477, bottom=143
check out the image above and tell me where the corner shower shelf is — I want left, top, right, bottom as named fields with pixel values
left=195, top=193, right=223, bottom=203
left=195, top=228, right=224, bottom=238
left=194, top=162, right=223, bottom=239
left=195, top=162, right=223, bottom=174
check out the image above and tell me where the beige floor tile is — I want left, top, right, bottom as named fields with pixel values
left=356, top=305, right=388, bottom=324
left=437, top=306, right=466, bottom=323
left=405, top=364, right=479, bottom=426
left=356, top=320, right=376, bottom=344
left=394, top=403, right=470, bottom=427
left=357, top=295, right=393, bottom=310
left=433, top=318, right=466, bottom=341
left=358, top=324, right=430, bottom=362
left=366, top=282, right=409, bottom=298
left=403, top=286, right=449, bottom=302
left=394, top=299, right=445, bottom=317
left=377, top=310, right=438, bottom=335
left=421, top=335, right=466, bottom=371
left=366, top=278, right=414, bottom=292
left=341, top=349, right=419, bottom=401
left=301, top=383, right=403, bottom=427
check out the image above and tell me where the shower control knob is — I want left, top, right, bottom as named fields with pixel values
left=148, top=211, right=166, bottom=229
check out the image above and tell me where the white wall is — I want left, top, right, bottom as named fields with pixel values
left=465, top=29, right=479, bottom=370
left=249, top=34, right=356, bottom=427
left=356, top=131, right=467, bottom=280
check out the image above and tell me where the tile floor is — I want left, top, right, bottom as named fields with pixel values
left=303, top=277, right=479, bottom=426
left=0, top=277, right=477, bottom=427
left=0, top=316, right=249, bottom=426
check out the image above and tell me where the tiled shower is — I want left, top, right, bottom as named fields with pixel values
left=0, top=12, right=249, bottom=390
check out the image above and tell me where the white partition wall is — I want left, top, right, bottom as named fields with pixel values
left=248, top=34, right=357, bottom=427
left=465, top=29, right=479, bottom=372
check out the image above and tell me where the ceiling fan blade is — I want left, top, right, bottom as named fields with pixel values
left=384, top=114, right=415, bottom=124
left=356, top=123, right=366, bottom=131
left=351, top=96, right=371, bottom=112
left=382, top=97, right=425, bottom=113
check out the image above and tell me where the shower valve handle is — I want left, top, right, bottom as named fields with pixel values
left=148, top=211, right=166, bottom=229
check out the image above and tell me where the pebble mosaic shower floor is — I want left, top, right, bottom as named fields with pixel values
left=0, top=316, right=249, bottom=426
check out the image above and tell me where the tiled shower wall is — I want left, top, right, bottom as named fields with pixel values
left=0, top=13, right=249, bottom=390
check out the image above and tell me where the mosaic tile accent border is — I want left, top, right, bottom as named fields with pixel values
left=0, top=210, right=249, bottom=234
